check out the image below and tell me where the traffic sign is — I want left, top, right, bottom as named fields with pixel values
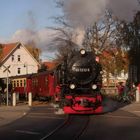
left=3, top=65, right=11, bottom=73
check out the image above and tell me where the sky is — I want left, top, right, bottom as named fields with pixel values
left=0, top=0, right=140, bottom=60
left=0, top=0, right=139, bottom=38
left=0, top=0, right=62, bottom=60
left=0, top=0, right=60, bottom=38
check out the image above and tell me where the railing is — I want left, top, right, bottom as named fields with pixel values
left=101, top=87, right=118, bottom=96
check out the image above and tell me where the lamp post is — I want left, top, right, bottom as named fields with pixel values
left=24, top=64, right=28, bottom=100
left=23, top=63, right=34, bottom=100
left=114, top=69, right=117, bottom=88
left=113, top=55, right=117, bottom=88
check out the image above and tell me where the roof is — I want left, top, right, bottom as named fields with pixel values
left=43, top=61, right=57, bottom=70
left=0, top=42, right=20, bottom=62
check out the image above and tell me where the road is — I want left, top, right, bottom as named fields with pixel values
left=0, top=105, right=66, bottom=140
left=0, top=100, right=140, bottom=140
left=81, top=110, right=140, bottom=140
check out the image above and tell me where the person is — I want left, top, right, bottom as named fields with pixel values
left=123, top=80, right=130, bottom=101
left=54, top=85, right=61, bottom=102
left=117, top=82, right=124, bottom=97
left=123, top=80, right=136, bottom=102
left=123, top=81, right=130, bottom=99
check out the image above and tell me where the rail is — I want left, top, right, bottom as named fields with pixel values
left=40, top=115, right=90, bottom=140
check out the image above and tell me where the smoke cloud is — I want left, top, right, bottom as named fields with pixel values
left=3, top=28, right=58, bottom=60
left=26, top=11, right=37, bottom=30
left=11, top=28, right=57, bottom=52
left=0, top=36, right=7, bottom=43
left=63, top=0, right=107, bottom=28
left=108, top=0, right=140, bottom=21
left=62, top=0, right=140, bottom=28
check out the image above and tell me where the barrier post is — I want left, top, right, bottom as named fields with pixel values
left=28, top=92, right=32, bottom=106
left=12, top=92, right=16, bottom=106
left=16, top=93, right=19, bottom=102
left=136, top=87, right=140, bottom=102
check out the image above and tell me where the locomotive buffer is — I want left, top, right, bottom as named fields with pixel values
left=3, top=65, right=11, bottom=106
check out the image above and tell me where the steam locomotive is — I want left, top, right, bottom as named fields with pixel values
left=56, top=49, right=103, bottom=114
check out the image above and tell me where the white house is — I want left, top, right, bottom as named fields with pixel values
left=0, top=42, right=40, bottom=78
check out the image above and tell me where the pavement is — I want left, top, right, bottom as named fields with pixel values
left=102, top=96, right=140, bottom=116
left=0, top=105, right=30, bottom=127
left=0, top=100, right=140, bottom=127
left=121, top=102, right=140, bottom=116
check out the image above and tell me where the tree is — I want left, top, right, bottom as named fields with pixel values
left=25, top=41, right=41, bottom=62
left=82, top=10, right=129, bottom=83
left=0, top=44, right=3, bottom=61
left=118, top=11, right=140, bottom=83
left=83, top=11, right=121, bottom=52
left=52, top=1, right=129, bottom=86
left=48, top=0, right=85, bottom=64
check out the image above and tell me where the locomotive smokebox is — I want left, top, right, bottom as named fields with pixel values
left=67, top=49, right=99, bottom=85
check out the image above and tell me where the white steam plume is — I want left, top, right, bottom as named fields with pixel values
left=63, top=0, right=107, bottom=28
left=11, top=28, right=57, bottom=52
left=8, top=28, right=58, bottom=60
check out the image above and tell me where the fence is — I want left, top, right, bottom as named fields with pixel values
left=101, top=87, right=118, bottom=97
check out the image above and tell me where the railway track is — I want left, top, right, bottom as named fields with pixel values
left=40, top=115, right=90, bottom=140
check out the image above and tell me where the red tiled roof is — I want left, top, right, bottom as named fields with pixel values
left=43, top=61, right=57, bottom=70
left=0, top=42, right=19, bottom=62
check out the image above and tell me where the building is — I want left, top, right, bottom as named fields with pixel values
left=98, top=49, right=128, bottom=87
left=42, top=61, right=57, bottom=71
left=102, top=70, right=128, bottom=87
left=0, top=42, right=40, bottom=78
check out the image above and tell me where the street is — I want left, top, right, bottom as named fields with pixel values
left=0, top=99, right=140, bottom=140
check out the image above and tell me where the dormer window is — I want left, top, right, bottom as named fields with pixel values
left=18, top=55, right=20, bottom=61
left=11, top=55, right=14, bottom=61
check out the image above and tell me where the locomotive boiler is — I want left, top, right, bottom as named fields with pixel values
left=56, top=49, right=103, bottom=114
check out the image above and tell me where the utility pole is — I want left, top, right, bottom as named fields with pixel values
left=3, top=65, right=11, bottom=106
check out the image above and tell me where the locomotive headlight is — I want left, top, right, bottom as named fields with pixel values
left=80, top=49, right=86, bottom=55
left=92, top=84, right=97, bottom=90
left=70, top=84, right=76, bottom=89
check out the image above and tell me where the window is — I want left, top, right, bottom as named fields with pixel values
left=14, top=81, right=16, bottom=88
left=12, top=81, right=14, bottom=88
left=11, top=55, right=14, bottom=61
left=24, top=79, right=26, bottom=86
left=17, top=80, right=19, bottom=87
left=18, top=55, right=20, bottom=61
left=17, top=68, right=21, bottom=74
left=35, top=78, right=38, bottom=86
left=20, top=80, right=23, bottom=87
